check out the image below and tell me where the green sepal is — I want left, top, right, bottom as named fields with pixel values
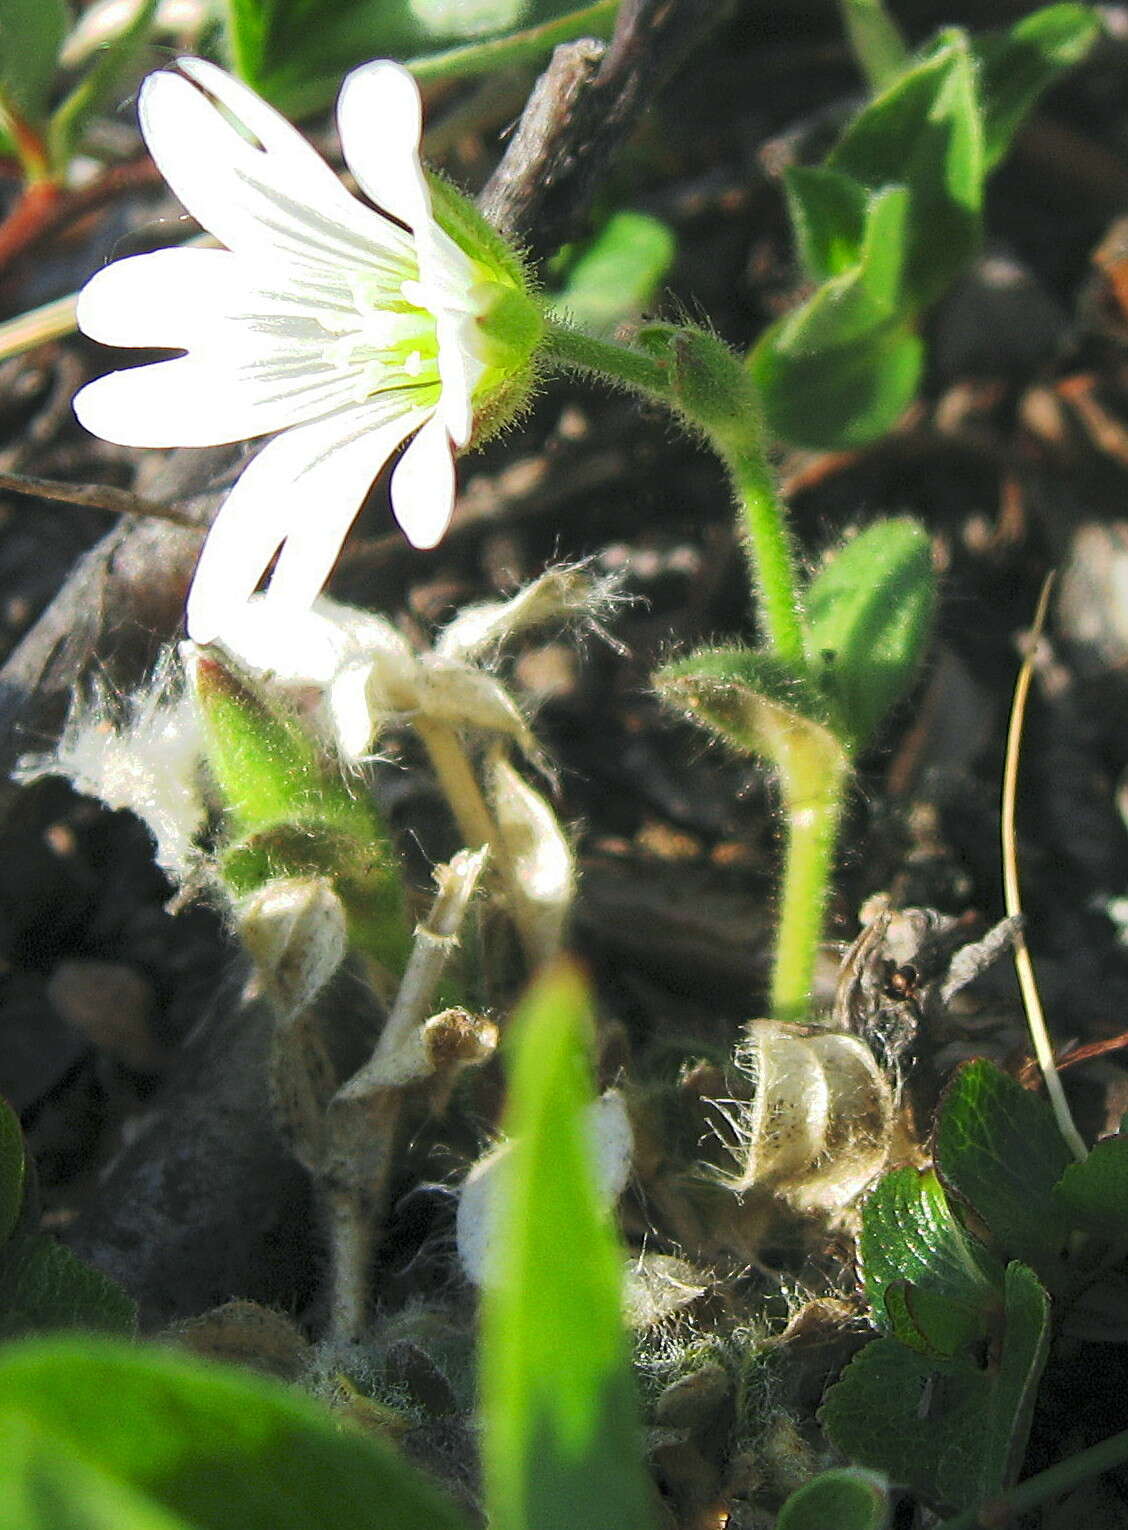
left=777, top=1468, right=891, bottom=1530
left=819, top=1262, right=1050, bottom=1512
left=655, top=646, right=851, bottom=780
left=827, top=30, right=984, bottom=310
left=193, top=655, right=411, bottom=976
left=222, top=820, right=411, bottom=977
left=749, top=185, right=925, bottom=449
left=805, top=517, right=935, bottom=753
left=977, top=4, right=1102, bottom=172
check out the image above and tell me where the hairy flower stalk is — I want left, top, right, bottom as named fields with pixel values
left=73, top=57, right=541, bottom=641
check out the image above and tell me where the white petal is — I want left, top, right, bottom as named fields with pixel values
left=77, top=247, right=242, bottom=349
left=435, top=309, right=475, bottom=446
left=211, top=596, right=355, bottom=685
left=186, top=399, right=422, bottom=641
left=389, top=414, right=456, bottom=548
left=138, top=67, right=413, bottom=270
left=73, top=354, right=365, bottom=448
left=337, top=60, right=430, bottom=233
left=76, top=246, right=369, bottom=355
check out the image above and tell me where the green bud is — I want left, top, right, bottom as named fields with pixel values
left=190, top=651, right=411, bottom=979
left=637, top=323, right=759, bottom=442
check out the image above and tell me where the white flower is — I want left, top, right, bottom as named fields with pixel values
left=74, top=57, right=541, bottom=644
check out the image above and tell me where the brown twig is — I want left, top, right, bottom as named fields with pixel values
left=481, top=0, right=730, bottom=259
left=0, top=467, right=199, bottom=525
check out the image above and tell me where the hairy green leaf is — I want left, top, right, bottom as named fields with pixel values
left=481, top=961, right=656, bottom=1530
left=805, top=516, right=935, bottom=752
left=750, top=186, right=925, bottom=448
left=0, top=1336, right=471, bottom=1530
left=784, top=166, right=870, bottom=282
left=934, top=1059, right=1075, bottom=1285
left=777, top=1468, right=891, bottom=1530
left=820, top=1262, right=1050, bottom=1511
left=655, top=646, right=851, bottom=780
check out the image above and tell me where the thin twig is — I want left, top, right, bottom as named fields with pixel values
left=0, top=468, right=200, bottom=525
left=1002, top=571, right=1087, bottom=1161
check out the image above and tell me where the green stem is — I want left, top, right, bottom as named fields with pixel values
left=937, top=1427, right=1128, bottom=1530
left=838, top=0, right=909, bottom=93
left=718, top=432, right=807, bottom=668
left=542, top=319, right=674, bottom=399
left=543, top=319, right=807, bottom=665
left=771, top=753, right=849, bottom=1024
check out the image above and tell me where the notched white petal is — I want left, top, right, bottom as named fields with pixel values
left=337, top=60, right=429, bottom=232
left=186, top=401, right=419, bottom=643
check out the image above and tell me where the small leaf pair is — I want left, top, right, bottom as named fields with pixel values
left=750, top=4, right=1102, bottom=449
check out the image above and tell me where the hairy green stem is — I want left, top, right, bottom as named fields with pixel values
left=544, top=318, right=831, bottom=1016
left=937, top=1427, right=1128, bottom=1529
left=719, top=432, right=807, bottom=667
left=542, top=319, right=674, bottom=398
left=772, top=757, right=848, bottom=1024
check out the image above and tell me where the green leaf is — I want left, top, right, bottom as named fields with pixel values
left=0, top=1235, right=136, bottom=1339
left=977, top=4, right=1102, bottom=172
left=883, top=1280, right=985, bottom=1360
left=1053, top=1131, right=1128, bottom=1235
left=861, top=1167, right=1003, bottom=1334
left=804, top=517, right=935, bottom=752
left=225, top=0, right=617, bottom=117
left=0, top=0, right=67, bottom=124
left=551, top=211, right=676, bottom=335
left=820, top=1262, right=1051, bottom=1511
left=1, top=1411, right=197, bottom=1530
left=934, top=1060, right=1076, bottom=1284
left=0, top=1335, right=471, bottom=1530
left=750, top=313, right=923, bottom=449
left=777, top=1467, right=891, bottom=1530
left=480, top=961, right=656, bottom=1530
left=827, top=31, right=984, bottom=309
left=655, top=646, right=851, bottom=779
left=784, top=166, right=870, bottom=282
left=48, top=0, right=158, bottom=166
left=750, top=185, right=926, bottom=449
left=0, top=1096, right=25, bottom=1246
